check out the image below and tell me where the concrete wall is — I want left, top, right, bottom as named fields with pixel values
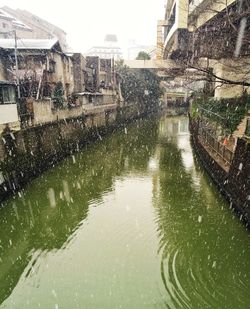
left=212, top=58, right=250, bottom=99
left=33, top=99, right=54, bottom=124
left=33, top=99, right=85, bottom=125
left=157, top=20, right=168, bottom=60
left=0, top=59, right=6, bottom=80
left=29, top=93, right=117, bottom=126
left=178, top=0, right=189, bottom=28
left=53, top=53, right=74, bottom=97
left=0, top=104, right=20, bottom=133
left=164, top=0, right=188, bottom=48
left=72, top=53, right=86, bottom=93
left=0, top=104, right=19, bottom=125
left=123, top=59, right=179, bottom=69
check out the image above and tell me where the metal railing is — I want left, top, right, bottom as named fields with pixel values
left=198, top=127, right=234, bottom=165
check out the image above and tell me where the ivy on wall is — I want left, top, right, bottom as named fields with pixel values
left=193, top=95, right=250, bottom=133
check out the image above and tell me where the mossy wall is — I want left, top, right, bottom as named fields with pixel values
left=0, top=105, right=138, bottom=204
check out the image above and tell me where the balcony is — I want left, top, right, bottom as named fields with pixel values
left=163, top=0, right=189, bottom=59
left=188, top=0, right=237, bottom=28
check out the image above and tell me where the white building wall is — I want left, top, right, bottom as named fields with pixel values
left=212, top=58, right=250, bottom=99
left=0, top=104, right=19, bottom=124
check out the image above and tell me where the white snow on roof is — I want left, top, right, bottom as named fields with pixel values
left=0, top=8, right=15, bottom=20
left=0, top=38, right=59, bottom=50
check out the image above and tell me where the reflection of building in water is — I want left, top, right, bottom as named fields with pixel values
left=152, top=116, right=202, bottom=197
left=86, top=34, right=122, bottom=60
left=159, top=116, right=189, bottom=138
left=158, top=117, right=194, bottom=173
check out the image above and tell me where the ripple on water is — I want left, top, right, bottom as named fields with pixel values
left=158, top=235, right=250, bottom=309
left=160, top=248, right=192, bottom=309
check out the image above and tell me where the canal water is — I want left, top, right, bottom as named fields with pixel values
left=0, top=115, right=249, bottom=308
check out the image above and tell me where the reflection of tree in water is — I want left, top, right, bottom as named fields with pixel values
left=122, top=118, right=158, bottom=171
left=0, top=117, right=158, bottom=304
left=156, top=141, right=202, bottom=270
left=154, top=137, right=250, bottom=308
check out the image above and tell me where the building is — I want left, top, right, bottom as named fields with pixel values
left=0, top=38, right=76, bottom=127
left=73, top=56, right=119, bottom=106
left=71, top=53, right=87, bottom=94
left=158, top=0, right=250, bottom=99
left=0, top=38, right=73, bottom=99
left=0, top=6, right=69, bottom=52
left=0, top=47, right=19, bottom=132
left=0, top=35, right=121, bottom=129
left=0, top=8, right=32, bottom=39
left=86, top=34, right=122, bottom=60
left=0, top=80, right=19, bottom=133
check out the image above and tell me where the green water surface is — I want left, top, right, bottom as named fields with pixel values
left=0, top=115, right=249, bottom=308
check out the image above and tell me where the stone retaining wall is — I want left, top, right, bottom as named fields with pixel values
left=190, top=117, right=250, bottom=226
left=0, top=104, right=139, bottom=204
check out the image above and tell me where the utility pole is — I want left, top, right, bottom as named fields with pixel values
left=13, top=30, right=21, bottom=99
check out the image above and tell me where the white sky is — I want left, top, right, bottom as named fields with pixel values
left=1, top=0, right=165, bottom=56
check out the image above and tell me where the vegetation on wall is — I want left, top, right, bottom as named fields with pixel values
left=193, top=94, right=250, bottom=133
left=53, top=82, right=64, bottom=109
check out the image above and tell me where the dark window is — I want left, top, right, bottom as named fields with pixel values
left=49, top=60, right=56, bottom=73
left=0, top=85, right=16, bottom=104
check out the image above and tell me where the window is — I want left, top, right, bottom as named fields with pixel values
left=0, top=85, right=16, bottom=104
left=3, top=87, right=10, bottom=102
left=48, top=60, right=56, bottom=73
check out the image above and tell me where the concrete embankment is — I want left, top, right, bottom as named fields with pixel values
left=0, top=104, right=143, bottom=204
left=189, top=117, right=250, bottom=227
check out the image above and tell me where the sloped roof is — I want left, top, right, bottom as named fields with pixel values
left=0, top=8, right=32, bottom=30
left=0, top=38, right=59, bottom=50
left=0, top=8, right=14, bottom=20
